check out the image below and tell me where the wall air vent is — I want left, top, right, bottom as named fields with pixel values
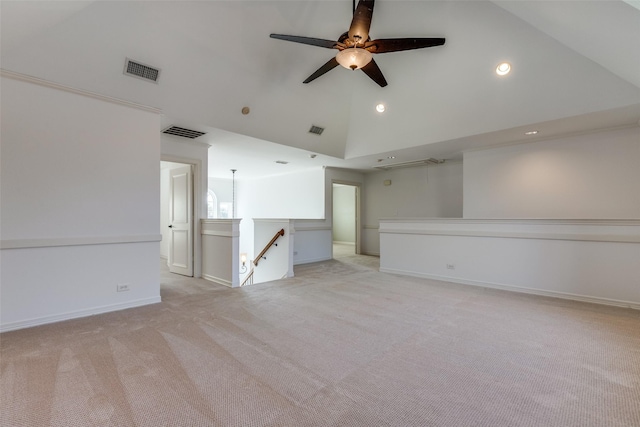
left=162, top=126, right=206, bottom=139
left=124, top=58, right=161, bottom=83
left=308, top=125, right=324, bottom=135
left=374, top=158, right=445, bottom=170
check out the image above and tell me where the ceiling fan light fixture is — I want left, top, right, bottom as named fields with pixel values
left=336, top=48, right=372, bottom=70
left=496, top=62, right=511, bottom=76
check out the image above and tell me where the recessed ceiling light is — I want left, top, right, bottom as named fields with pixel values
left=525, top=130, right=539, bottom=135
left=496, top=62, right=511, bottom=76
left=387, top=156, right=396, bottom=159
left=376, top=103, right=386, bottom=113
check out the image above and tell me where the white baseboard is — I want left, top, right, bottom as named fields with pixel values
left=294, top=256, right=332, bottom=266
left=360, top=251, right=380, bottom=257
left=0, top=296, right=162, bottom=333
left=333, top=241, right=355, bottom=245
left=379, top=267, right=640, bottom=311
left=202, top=273, right=233, bottom=288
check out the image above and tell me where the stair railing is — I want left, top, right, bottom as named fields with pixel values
left=239, top=228, right=285, bottom=287
left=253, top=229, right=284, bottom=266
left=240, top=269, right=254, bottom=287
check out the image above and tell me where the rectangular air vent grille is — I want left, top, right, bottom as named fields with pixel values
left=308, top=125, right=324, bottom=135
left=124, top=58, right=160, bottom=83
left=162, top=126, right=206, bottom=139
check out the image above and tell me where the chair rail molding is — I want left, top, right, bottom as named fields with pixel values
left=379, top=218, right=640, bottom=309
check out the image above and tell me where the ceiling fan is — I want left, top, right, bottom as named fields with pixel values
left=270, top=0, right=445, bottom=87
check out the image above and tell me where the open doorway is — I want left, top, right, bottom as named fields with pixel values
left=160, top=161, right=194, bottom=277
left=332, top=182, right=361, bottom=259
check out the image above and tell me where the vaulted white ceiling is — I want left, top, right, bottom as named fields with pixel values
left=2, top=1, right=639, bottom=178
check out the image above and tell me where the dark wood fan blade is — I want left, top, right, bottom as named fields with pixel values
left=270, top=34, right=341, bottom=49
left=364, top=38, right=445, bottom=53
left=303, top=57, right=340, bottom=84
left=361, top=59, right=387, bottom=87
left=348, top=0, right=375, bottom=45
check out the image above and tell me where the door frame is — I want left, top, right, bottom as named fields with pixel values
left=331, top=180, right=362, bottom=255
left=161, top=155, right=203, bottom=278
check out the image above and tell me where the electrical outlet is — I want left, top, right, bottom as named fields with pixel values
left=117, top=283, right=130, bottom=292
left=446, top=264, right=455, bottom=270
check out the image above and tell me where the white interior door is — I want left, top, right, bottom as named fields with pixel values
left=168, top=164, right=193, bottom=276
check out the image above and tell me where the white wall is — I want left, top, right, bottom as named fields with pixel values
left=463, top=127, right=640, bottom=219
left=233, top=167, right=366, bottom=267
left=332, top=185, right=356, bottom=243
left=0, top=74, right=161, bottom=331
left=362, top=162, right=464, bottom=255
left=253, top=219, right=293, bottom=284
left=201, top=219, right=241, bottom=287
left=378, top=126, right=640, bottom=310
left=292, top=219, right=334, bottom=265
left=380, top=219, right=640, bottom=309
left=239, top=168, right=325, bottom=219
left=237, top=168, right=325, bottom=262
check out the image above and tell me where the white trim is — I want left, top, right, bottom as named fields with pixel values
left=378, top=218, right=640, bottom=243
left=200, top=219, right=241, bottom=237
left=201, top=230, right=237, bottom=237
left=1, top=235, right=161, bottom=250
left=0, top=296, right=162, bottom=333
left=378, top=229, right=640, bottom=243
left=1, top=69, right=161, bottom=114
left=379, top=218, right=640, bottom=226
left=294, top=255, right=332, bottom=266
left=293, top=226, right=332, bottom=232
left=202, top=274, right=233, bottom=288
left=361, top=251, right=380, bottom=257
left=379, top=267, right=640, bottom=311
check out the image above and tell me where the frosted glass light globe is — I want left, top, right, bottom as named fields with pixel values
left=336, top=48, right=373, bottom=70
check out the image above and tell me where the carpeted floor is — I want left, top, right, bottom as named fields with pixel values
left=1, top=247, right=639, bottom=426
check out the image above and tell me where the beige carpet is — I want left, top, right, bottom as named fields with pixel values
left=2, top=251, right=639, bottom=426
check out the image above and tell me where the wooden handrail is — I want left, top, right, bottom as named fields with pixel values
left=253, top=229, right=284, bottom=266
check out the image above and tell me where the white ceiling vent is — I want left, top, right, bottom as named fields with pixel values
left=162, top=126, right=206, bottom=139
left=374, top=158, right=445, bottom=170
left=124, top=58, right=161, bottom=83
left=308, top=125, right=324, bottom=135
